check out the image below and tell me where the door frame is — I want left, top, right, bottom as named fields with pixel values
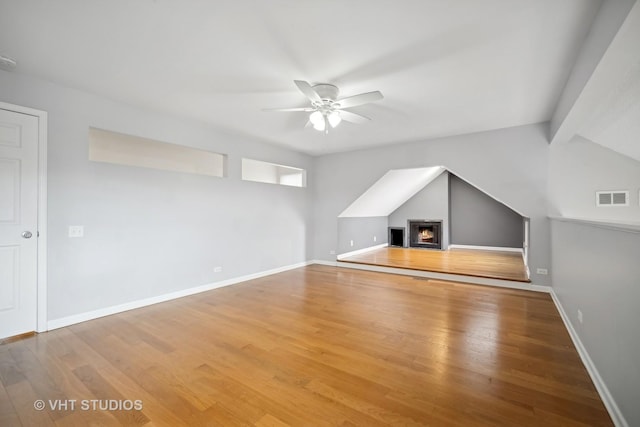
left=0, top=101, right=48, bottom=333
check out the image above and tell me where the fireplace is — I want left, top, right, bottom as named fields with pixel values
left=388, top=227, right=405, bottom=247
left=408, top=220, right=442, bottom=249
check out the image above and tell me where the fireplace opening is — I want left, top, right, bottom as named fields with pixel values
left=388, top=227, right=405, bottom=247
left=408, top=220, right=442, bottom=249
left=418, top=227, right=434, bottom=243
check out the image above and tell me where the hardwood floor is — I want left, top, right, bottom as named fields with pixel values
left=0, top=265, right=611, bottom=426
left=340, top=247, right=530, bottom=282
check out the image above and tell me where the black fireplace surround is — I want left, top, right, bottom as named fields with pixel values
left=408, top=220, right=442, bottom=249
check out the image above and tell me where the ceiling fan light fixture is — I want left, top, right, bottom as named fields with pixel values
left=309, top=111, right=323, bottom=126
left=312, top=119, right=326, bottom=132
left=265, top=80, right=383, bottom=133
left=328, top=111, right=341, bottom=128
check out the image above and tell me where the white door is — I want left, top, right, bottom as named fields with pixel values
left=0, top=108, right=39, bottom=339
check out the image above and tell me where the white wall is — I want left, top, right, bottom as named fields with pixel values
left=0, top=70, right=313, bottom=322
left=549, top=135, right=640, bottom=222
left=313, top=123, right=551, bottom=285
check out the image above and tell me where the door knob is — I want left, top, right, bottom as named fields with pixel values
left=21, top=231, right=33, bottom=239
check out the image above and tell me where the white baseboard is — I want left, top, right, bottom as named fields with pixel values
left=335, top=261, right=549, bottom=293
left=337, top=243, right=388, bottom=260
left=448, top=244, right=523, bottom=253
left=549, top=289, right=627, bottom=427
left=323, top=260, right=625, bottom=425
left=44, top=259, right=624, bottom=426
left=47, top=261, right=312, bottom=331
left=310, top=259, right=338, bottom=267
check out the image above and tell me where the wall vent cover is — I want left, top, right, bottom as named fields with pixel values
left=596, top=190, right=629, bottom=207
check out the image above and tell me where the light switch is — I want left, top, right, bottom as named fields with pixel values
left=69, top=226, right=84, bottom=238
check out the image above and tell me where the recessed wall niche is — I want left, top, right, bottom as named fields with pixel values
left=88, top=127, right=227, bottom=178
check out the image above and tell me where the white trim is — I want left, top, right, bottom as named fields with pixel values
left=448, top=244, right=523, bottom=253
left=0, top=102, right=48, bottom=333
left=41, top=256, right=626, bottom=426
left=549, top=289, right=628, bottom=427
left=47, top=261, right=311, bottom=330
left=321, top=259, right=626, bottom=425
left=337, top=243, right=388, bottom=260
left=334, top=261, right=548, bottom=292
left=523, top=217, right=530, bottom=274
left=311, top=259, right=338, bottom=267
left=549, top=215, right=640, bottom=233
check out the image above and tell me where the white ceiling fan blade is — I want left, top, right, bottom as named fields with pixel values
left=262, top=107, right=314, bottom=112
left=294, top=80, right=322, bottom=103
left=337, top=91, right=383, bottom=108
left=338, top=110, right=371, bottom=124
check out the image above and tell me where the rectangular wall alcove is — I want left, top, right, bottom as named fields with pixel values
left=89, top=127, right=227, bottom=177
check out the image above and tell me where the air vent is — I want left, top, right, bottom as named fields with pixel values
left=596, top=190, right=629, bottom=207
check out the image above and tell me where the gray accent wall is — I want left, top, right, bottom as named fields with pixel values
left=312, top=123, right=550, bottom=284
left=0, top=70, right=313, bottom=322
left=388, top=171, right=450, bottom=249
left=551, top=219, right=640, bottom=427
left=449, top=174, right=524, bottom=248
left=337, top=217, right=388, bottom=255
left=548, top=119, right=640, bottom=426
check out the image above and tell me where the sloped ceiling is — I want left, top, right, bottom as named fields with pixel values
left=339, top=167, right=445, bottom=217
left=0, top=0, right=602, bottom=155
left=578, top=2, right=640, bottom=162
left=338, top=166, right=526, bottom=218
left=551, top=0, right=640, bottom=162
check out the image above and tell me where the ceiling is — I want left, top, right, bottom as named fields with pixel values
left=562, top=0, right=640, bottom=162
left=339, top=167, right=445, bottom=218
left=0, top=0, right=603, bottom=156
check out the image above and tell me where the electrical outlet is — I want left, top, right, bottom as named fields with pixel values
left=68, top=225, right=84, bottom=238
left=578, top=309, right=583, bottom=324
left=329, top=250, right=336, bottom=255
left=350, top=240, right=354, bottom=247
left=536, top=268, right=548, bottom=275
left=373, top=236, right=377, bottom=242
left=214, top=266, right=222, bottom=273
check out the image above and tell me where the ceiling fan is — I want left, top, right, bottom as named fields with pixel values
left=264, top=80, right=383, bottom=134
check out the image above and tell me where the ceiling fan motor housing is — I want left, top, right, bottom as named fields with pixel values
left=264, top=80, right=381, bottom=130
left=312, top=84, right=339, bottom=101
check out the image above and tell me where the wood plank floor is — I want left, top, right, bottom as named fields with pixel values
left=0, top=265, right=611, bottom=426
left=340, top=247, right=530, bottom=282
